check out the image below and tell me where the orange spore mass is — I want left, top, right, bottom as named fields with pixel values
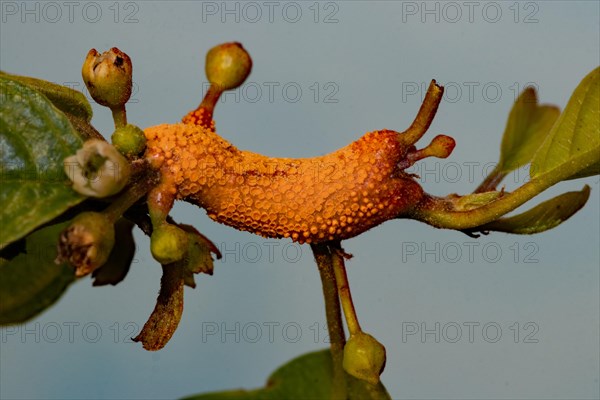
left=144, top=123, right=424, bottom=244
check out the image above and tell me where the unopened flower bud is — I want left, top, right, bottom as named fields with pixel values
left=64, top=139, right=131, bottom=197
left=57, top=212, right=116, bottom=277
left=151, top=224, right=189, bottom=265
left=343, top=332, right=387, bottom=385
left=82, top=47, right=132, bottom=108
left=111, top=124, right=147, bottom=158
left=205, top=42, right=252, bottom=91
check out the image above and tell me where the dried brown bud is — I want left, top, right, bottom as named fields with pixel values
left=56, top=212, right=115, bottom=277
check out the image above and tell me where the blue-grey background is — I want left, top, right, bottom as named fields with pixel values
left=1, top=1, right=599, bottom=399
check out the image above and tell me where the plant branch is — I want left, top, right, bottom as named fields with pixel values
left=311, top=243, right=347, bottom=400
left=330, top=241, right=361, bottom=336
left=474, top=166, right=507, bottom=193
left=111, top=105, right=127, bottom=129
left=411, top=148, right=598, bottom=230
left=103, top=160, right=158, bottom=222
left=400, top=79, right=444, bottom=146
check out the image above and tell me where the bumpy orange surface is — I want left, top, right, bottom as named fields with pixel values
left=144, top=124, right=424, bottom=244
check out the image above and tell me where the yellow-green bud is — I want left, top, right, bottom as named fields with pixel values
left=343, top=332, right=387, bottom=385
left=57, top=212, right=116, bottom=277
left=64, top=139, right=131, bottom=198
left=111, top=124, right=147, bottom=158
left=205, top=42, right=252, bottom=91
left=82, top=47, right=133, bottom=108
left=151, top=225, right=189, bottom=265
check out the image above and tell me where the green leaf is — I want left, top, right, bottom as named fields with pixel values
left=0, top=75, right=86, bottom=249
left=531, top=67, right=600, bottom=179
left=478, top=186, right=591, bottom=234
left=0, top=71, right=92, bottom=122
left=182, top=349, right=390, bottom=400
left=499, top=87, right=560, bottom=172
left=475, top=88, right=559, bottom=193
left=179, top=224, right=222, bottom=288
left=0, top=221, right=75, bottom=325
left=414, top=68, right=599, bottom=232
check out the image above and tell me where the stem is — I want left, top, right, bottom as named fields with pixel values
left=104, top=163, right=157, bottom=222
left=311, top=243, right=347, bottom=400
left=200, top=84, right=223, bottom=118
left=411, top=148, right=598, bottom=230
left=183, top=84, right=223, bottom=128
left=330, top=242, right=362, bottom=336
left=474, top=166, right=507, bottom=193
left=400, top=80, right=444, bottom=146
left=111, top=105, right=127, bottom=129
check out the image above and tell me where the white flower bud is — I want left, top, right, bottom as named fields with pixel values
left=64, top=139, right=131, bottom=197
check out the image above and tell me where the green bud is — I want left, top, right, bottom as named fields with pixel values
left=151, top=225, right=189, bottom=265
left=343, top=332, right=387, bottom=385
left=205, top=42, right=252, bottom=91
left=57, top=212, right=116, bottom=277
left=111, top=124, right=147, bottom=158
left=64, top=139, right=131, bottom=198
left=82, top=47, right=133, bottom=108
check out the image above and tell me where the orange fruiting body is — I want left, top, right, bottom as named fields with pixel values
left=144, top=123, right=425, bottom=244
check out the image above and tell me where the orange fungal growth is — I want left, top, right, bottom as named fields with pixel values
left=144, top=79, right=448, bottom=244
left=144, top=124, right=429, bottom=244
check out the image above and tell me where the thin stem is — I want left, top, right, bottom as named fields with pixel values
left=111, top=106, right=127, bottom=129
left=104, top=163, right=157, bottom=222
left=474, top=166, right=507, bottom=193
left=330, top=242, right=362, bottom=336
left=200, top=84, right=223, bottom=117
left=182, top=84, right=224, bottom=128
left=311, top=243, right=347, bottom=400
left=400, top=80, right=444, bottom=146
left=411, top=148, right=598, bottom=230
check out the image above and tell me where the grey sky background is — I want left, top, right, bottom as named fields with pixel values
left=1, top=1, right=599, bottom=399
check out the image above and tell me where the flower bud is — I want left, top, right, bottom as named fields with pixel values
left=343, top=332, right=387, bottom=385
left=57, top=212, right=116, bottom=277
left=82, top=47, right=132, bottom=108
left=205, top=42, right=252, bottom=91
left=64, top=139, right=131, bottom=198
left=151, top=224, right=189, bottom=265
left=111, top=124, right=147, bottom=158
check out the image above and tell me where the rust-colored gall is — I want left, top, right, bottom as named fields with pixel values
left=144, top=123, right=425, bottom=244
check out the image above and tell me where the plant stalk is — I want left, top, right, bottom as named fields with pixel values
left=330, top=242, right=362, bottom=336
left=311, top=243, right=347, bottom=400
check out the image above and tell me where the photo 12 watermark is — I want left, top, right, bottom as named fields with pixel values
left=202, top=81, right=339, bottom=105
left=1, top=1, right=140, bottom=24
left=400, top=1, right=540, bottom=24
left=400, top=81, right=540, bottom=104
left=400, top=241, right=540, bottom=264
left=199, top=321, right=335, bottom=344
left=217, top=241, right=303, bottom=264
left=199, top=1, right=340, bottom=24
left=401, top=321, right=540, bottom=343
left=1, top=321, right=141, bottom=344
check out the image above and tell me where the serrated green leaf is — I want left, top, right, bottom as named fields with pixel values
left=499, top=87, right=560, bottom=172
left=0, top=221, right=75, bottom=325
left=182, top=349, right=390, bottom=400
left=179, top=224, right=221, bottom=288
left=0, top=71, right=92, bottom=122
left=478, top=186, right=590, bottom=234
left=531, top=67, right=600, bottom=179
left=0, top=76, right=86, bottom=249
